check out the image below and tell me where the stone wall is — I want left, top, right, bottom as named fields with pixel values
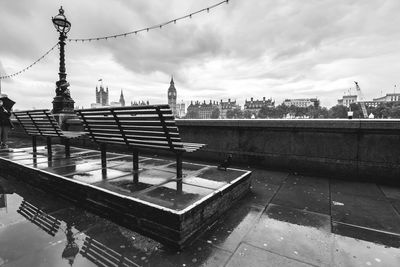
left=174, top=119, right=400, bottom=185
left=10, top=118, right=400, bottom=185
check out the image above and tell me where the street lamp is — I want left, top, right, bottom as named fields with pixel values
left=52, top=6, right=74, bottom=114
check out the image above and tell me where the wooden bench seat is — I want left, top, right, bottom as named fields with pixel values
left=76, top=105, right=205, bottom=191
left=13, top=109, right=85, bottom=157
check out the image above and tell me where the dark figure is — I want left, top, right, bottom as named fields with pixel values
left=0, top=100, right=12, bottom=149
left=218, top=154, right=232, bottom=171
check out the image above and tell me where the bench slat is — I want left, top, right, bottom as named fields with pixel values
left=89, top=138, right=126, bottom=145
left=89, top=132, right=181, bottom=142
left=79, top=104, right=170, bottom=112
left=83, top=120, right=177, bottom=127
left=85, top=124, right=179, bottom=132
left=80, top=109, right=172, bottom=117
left=81, top=115, right=176, bottom=122
left=82, top=127, right=179, bottom=137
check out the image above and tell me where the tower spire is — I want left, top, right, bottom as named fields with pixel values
left=167, top=76, right=177, bottom=116
left=119, top=89, right=125, bottom=107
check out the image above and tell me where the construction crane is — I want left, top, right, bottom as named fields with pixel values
left=354, top=81, right=368, bottom=118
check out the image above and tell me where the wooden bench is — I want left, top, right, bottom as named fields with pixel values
left=76, top=105, right=205, bottom=191
left=13, top=109, right=84, bottom=158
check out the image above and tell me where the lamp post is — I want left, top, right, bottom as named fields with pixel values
left=52, top=6, right=74, bottom=114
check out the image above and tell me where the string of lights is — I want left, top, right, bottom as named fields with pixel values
left=0, top=43, right=58, bottom=80
left=67, top=0, right=229, bottom=43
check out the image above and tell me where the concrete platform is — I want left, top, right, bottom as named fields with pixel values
left=0, top=145, right=251, bottom=249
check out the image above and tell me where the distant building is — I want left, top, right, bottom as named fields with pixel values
left=200, top=100, right=218, bottom=119
left=362, top=93, right=400, bottom=107
left=119, top=90, right=125, bottom=107
left=91, top=83, right=127, bottom=108
left=373, top=93, right=400, bottom=103
left=167, top=77, right=177, bottom=116
left=338, top=95, right=357, bottom=107
left=186, top=100, right=219, bottom=119
left=186, top=101, right=200, bottom=118
left=338, top=93, right=400, bottom=108
left=176, top=101, right=186, bottom=118
left=110, top=101, right=122, bottom=107
left=244, top=97, right=275, bottom=116
left=219, top=99, right=240, bottom=119
left=95, top=85, right=109, bottom=106
left=131, top=100, right=150, bottom=106
left=283, top=98, right=319, bottom=108
left=90, top=103, right=103, bottom=108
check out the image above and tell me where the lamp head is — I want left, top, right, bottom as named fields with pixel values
left=52, top=6, right=71, bottom=34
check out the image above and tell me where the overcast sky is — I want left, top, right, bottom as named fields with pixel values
left=1, top=0, right=399, bottom=110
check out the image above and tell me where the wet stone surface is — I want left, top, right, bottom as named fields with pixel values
left=1, top=137, right=400, bottom=266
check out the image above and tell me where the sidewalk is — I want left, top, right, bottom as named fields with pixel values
left=1, top=136, right=400, bottom=266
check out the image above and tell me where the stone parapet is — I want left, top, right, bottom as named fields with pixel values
left=10, top=118, right=400, bottom=185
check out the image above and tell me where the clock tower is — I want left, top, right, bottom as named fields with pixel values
left=167, top=76, right=177, bottom=116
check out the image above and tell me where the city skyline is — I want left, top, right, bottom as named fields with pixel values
left=1, top=0, right=400, bottom=110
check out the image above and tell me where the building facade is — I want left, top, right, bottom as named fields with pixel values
left=91, top=83, right=127, bottom=108
left=283, top=98, right=319, bottom=108
left=176, top=101, right=186, bottom=118
left=338, top=93, right=400, bottom=108
left=186, top=100, right=219, bottom=119
left=167, top=77, right=177, bottom=116
left=337, top=95, right=358, bottom=107
left=131, top=100, right=150, bottom=106
left=244, top=97, right=275, bottom=116
left=218, top=99, right=240, bottom=119
left=373, top=93, right=400, bottom=103
left=95, top=85, right=109, bottom=106
left=186, top=101, right=200, bottom=118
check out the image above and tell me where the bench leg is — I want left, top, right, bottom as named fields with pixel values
left=133, top=150, right=139, bottom=184
left=100, top=143, right=107, bottom=168
left=32, top=136, right=37, bottom=154
left=176, top=153, right=183, bottom=193
left=100, top=143, right=107, bottom=178
left=46, top=137, right=52, bottom=159
left=64, top=138, right=70, bottom=158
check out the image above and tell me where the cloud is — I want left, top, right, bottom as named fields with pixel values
left=1, top=0, right=400, bottom=109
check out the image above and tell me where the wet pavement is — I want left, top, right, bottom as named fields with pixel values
left=1, top=137, right=400, bottom=266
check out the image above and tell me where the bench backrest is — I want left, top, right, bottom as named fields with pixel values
left=13, top=109, right=63, bottom=137
left=76, top=105, right=186, bottom=151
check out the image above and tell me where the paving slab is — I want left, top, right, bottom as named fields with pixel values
left=225, top=243, right=312, bottom=267
left=331, top=179, right=386, bottom=200
left=271, top=175, right=330, bottom=214
left=248, top=172, right=281, bottom=207
left=199, top=199, right=264, bottom=252
left=333, top=232, right=400, bottom=267
left=331, top=192, right=400, bottom=234
left=243, top=204, right=332, bottom=266
left=0, top=218, right=80, bottom=265
left=75, top=219, right=233, bottom=267
left=3, top=234, right=96, bottom=267
left=379, top=185, right=400, bottom=200
left=250, top=169, right=289, bottom=185
left=393, top=200, right=400, bottom=215
left=332, top=221, right=400, bottom=248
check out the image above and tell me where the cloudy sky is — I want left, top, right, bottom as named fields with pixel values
left=1, top=0, right=399, bottom=110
